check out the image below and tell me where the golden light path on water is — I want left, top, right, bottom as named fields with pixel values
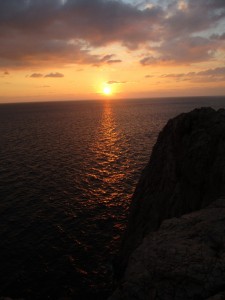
left=88, top=101, right=131, bottom=209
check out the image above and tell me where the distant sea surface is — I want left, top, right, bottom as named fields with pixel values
left=0, top=97, right=225, bottom=299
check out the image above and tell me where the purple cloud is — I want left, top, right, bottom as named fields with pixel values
left=107, top=59, right=122, bottom=64
left=140, top=36, right=218, bottom=65
left=44, top=72, right=64, bottom=78
left=160, top=67, right=225, bottom=82
left=30, top=73, right=43, bottom=78
left=211, top=32, right=225, bottom=40
left=0, top=0, right=224, bottom=68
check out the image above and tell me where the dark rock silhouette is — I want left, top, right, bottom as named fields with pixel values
left=110, top=199, right=225, bottom=300
left=111, top=107, right=225, bottom=299
left=117, top=107, right=225, bottom=275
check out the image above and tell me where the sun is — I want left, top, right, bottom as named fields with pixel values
left=103, top=86, right=112, bottom=95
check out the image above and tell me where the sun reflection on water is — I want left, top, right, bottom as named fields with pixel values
left=88, top=101, right=130, bottom=206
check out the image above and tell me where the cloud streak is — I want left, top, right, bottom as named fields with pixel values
left=30, top=72, right=65, bottom=78
left=45, top=72, right=64, bottom=78
left=107, top=80, right=127, bottom=84
left=159, top=67, right=225, bottom=82
left=30, top=73, right=43, bottom=78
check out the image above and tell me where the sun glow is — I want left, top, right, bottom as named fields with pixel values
left=103, top=86, right=112, bottom=96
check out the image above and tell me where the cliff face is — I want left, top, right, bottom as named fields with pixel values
left=116, top=107, right=225, bottom=278
left=110, top=199, right=225, bottom=300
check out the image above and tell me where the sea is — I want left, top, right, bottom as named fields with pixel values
left=0, top=96, right=225, bottom=300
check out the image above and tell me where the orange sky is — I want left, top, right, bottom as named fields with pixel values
left=0, top=0, right=225, bottom=103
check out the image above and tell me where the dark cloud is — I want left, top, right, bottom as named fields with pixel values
left=145, top=74, right=154, bottom=78
left=107, top=59, right=122, bottom=64
left=140, top=56, right=158, bottom=66
left=211, top=32, right=225, bottom=40
left=199, top=67, right=225, bottom=75
left=0, top=0, right=163, bottom=68
left=0, top=0, right=225, bottom=68
left=30, top=72, right=65, bottom=78
left=160, top=66, right=225, bottom=82
left=30, top=73, right=43, bottom=78
left=141, top=36, right=218, bottom=65
left=93, top=54, right=118, bottom=66
left=160, top=73, right=186, bottom=78
left=44, top=72, right=64, bottom=78
left=92, top=54, right=122, bottom=66
left=163, top=1, right=225, bottom=39
left=140, top=0, right=225, bottom=65
left=0, top=35, right=120, bottom=68
left=4, top=71, right=9, bottom=75
left=99, top=55, right=114, bottom=62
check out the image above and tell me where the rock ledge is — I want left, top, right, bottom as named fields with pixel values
left=110, top=198, right=225, bottom=300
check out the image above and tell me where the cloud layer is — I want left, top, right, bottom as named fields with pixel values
left=145, top=66, right=225, bottom=82
left=0, top=0, right=225, bottom=68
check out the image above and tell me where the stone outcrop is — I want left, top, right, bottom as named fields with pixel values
left=116, top=107, right=225, bottom=277
left=109, top=199, right=225, bottom=300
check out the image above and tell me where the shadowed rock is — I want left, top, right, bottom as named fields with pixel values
left=115, top=107, right=225, bottom=281
left=110, top=199, right=225, bottom=300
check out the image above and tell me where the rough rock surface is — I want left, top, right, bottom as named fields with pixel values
left=110, top=199, right=225, bottom=300
left=117, top=107, right=225, bottom=276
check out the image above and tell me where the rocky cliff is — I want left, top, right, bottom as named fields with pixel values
left=111, top=107, right=225, bottom=299
left=110, top=199, right=225, bottom=300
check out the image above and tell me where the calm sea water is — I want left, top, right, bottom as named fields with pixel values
left=0, top=97, right=225, bottom=299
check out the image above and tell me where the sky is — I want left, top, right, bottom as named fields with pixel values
left=0, top=0, right=225, bottom=102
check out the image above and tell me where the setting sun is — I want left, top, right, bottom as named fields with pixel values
left=103, top=86, right=112, bottom=96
